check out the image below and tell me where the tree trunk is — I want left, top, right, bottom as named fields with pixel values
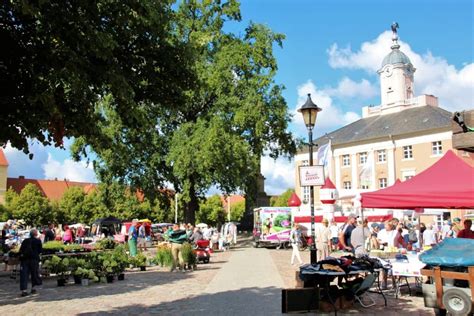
left=184, top=180, right=198, bottom=224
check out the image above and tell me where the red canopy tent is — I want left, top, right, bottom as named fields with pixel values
left=361, top=150, right=474, bottom=209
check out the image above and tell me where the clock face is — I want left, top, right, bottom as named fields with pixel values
left=384, top=65, right=393, bottom=77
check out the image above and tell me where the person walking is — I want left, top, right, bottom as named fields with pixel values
left=316, top=218, right=332, bottom=261
left=128, top=219, right=139, bottom=257
left=166, top=224, right=188, bottom=272
left=19, top=229, right=42, bottom=297
left=289, top=223, right=302, bottom=266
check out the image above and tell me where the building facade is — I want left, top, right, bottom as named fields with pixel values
left=294, top=27, right=473, bottom=222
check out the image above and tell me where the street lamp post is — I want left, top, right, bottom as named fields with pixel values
left=298, top=93, right=322, bottom=264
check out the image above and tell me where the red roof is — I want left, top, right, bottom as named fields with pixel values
left=361, top=150, right=474, bottom=209
left=7, top=177, right=97, bottom=200
left=221, top=195, right=245, bottom=209
left=321, top=177, right=336, bottom=189
left=0, top=149, right=8, bottom=166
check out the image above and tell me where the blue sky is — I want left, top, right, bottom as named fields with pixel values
left=4, top=0, right=473, bottom=196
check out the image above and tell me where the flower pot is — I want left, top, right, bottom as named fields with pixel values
left=73, top=275, right=82, bottom=285
left=117, top=273, right=125, bottom=281
left=140, top=266, right=146, bottom=271
left=57, top=278, right=66, bottom=287
left=81, top=278, right=90, bottom=286
left=106, top=275, right=114, bottom=283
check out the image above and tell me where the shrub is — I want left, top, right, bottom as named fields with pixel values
left=96, top=238, right=116, bottom=250
left=42, top=241, right=65, bottom=253
left=153, top=244, right=173, bottom=267
left=131, top=252, right=147, bottom=268
left=43, top=255, right=70, bottom=279
left=181, top=242, right=196, bottom=266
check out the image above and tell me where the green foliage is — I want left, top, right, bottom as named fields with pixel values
left=43, top=255, right=70, bottom=278
left=58, top=187, right=88, bottom=224
left=96, top=238, right=117, bottom=250
left=0, top=204, right=12, bottom=222
left=42, top=241, right=65, bottom=253
left=74, top=267, right=97, bottom=281
left=111, top=245, right=129, bottom=274
left=131, top=252, right=148, bottom=268
left=1, top=0, right=192, bottom=153
left=153, top=245, right=173, bottom=268
left=272, top=189, right=295, bottom=207
left=230, top=200, right=246, bottom=222
left=6, top=184, right=51, bottom=225
left=181, top=242, right=196, bottom=266
left=197, top=195, right=225, bottom=226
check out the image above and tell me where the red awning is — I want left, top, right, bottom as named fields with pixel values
left=361, top=150, right=474, bottom=209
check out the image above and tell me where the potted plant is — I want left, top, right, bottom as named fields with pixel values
left=112, top=245, right=129, bottom=280
left=153, top=245, right=173, bottom=270
left=69, top=258, right=86, bottom=284
left=133, top=253, right=148, bottom=271
left=74, top=267, right=97, bottom=286
left=181, top=242, right=197, bottom=271
left=43, top=255, right=70, bottom=286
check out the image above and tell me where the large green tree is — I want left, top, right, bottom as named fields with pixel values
left=0, top=0, right=192, bottom=153
left=5, top=184, right=51, bottom=225
left=72, top=1, right=296, bottom=224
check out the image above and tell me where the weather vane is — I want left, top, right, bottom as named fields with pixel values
left=391, top=22, right=399, bottom=45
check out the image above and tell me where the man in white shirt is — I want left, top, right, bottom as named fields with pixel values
left=423, top=224, right=438, bottom=246
left=377, top=220, right=397, bottom=248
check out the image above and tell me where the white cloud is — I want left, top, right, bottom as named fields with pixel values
left=261, top=155, right=295, bottom=195
left=291, top=80, right=361, bottom=136
left=3, top=142, right=49, bottom=179
left=326, top=77, right=377, bottom=100
left=42, top=154, right=97, bottom=183
left=328, top=31, right=474, bottom=112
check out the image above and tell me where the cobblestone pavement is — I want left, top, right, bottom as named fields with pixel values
left=269, top=247, right=436, bottom=316
left=1, top=242, right=438, bottom=316
left=0, top=250, right=231, bottom=316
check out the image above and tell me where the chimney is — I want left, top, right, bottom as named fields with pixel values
left=54, top=177, right=58, bottom=181
left=19, top=175, right=25, bottom=179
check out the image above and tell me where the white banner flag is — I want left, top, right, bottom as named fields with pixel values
left=317, top=140, right=331, bottom=167
left=359, top=151, right=373, bottom=187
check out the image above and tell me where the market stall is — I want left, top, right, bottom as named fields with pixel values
left=361, top=150, right=474, bottom=209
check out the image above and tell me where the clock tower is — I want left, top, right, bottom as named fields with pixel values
left=377, top=23, right=416, bottom=106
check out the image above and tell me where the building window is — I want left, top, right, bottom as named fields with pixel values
left=379, top=178, right=387, bottom=188
left=360, top=184, right=369, bottom=189
left=404, top=175, right=413, bottom=180
left=343, top=181, right=351, bottom=190
left=377, top=150, right=386, bottom=162
left=432, top=141, right=442, bottom=156
left=403, top=145, right=413, bottom=159
left=342, top=155, right=350, bottom=166
left=359, top=152, right=367, bottom=164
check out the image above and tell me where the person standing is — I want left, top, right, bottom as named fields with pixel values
left=62, top=225, right=74, bottom=244
left=377, top=220, right=397, bottom=249
left=339, top=214, right=357, bottom=252
left=128, top=219, right=139, bottom=257
left=316, top=219, right=332, bottom=261
left=44, top=224, right=55, bottom=243
left=19, top=229, right=42, bottom=297
left=351, top=219, right=370, bottom=257
left=166, top=224, right=188, bottom=272
left=457, top=219, right=474, bottom=239
left=137, top=223, right=147, bottom=252
left=423, top=224, right=438, bottom=247
left=329, top=220, right=339, bottom=251
left=452, top=218, right=463, bottom=236
left=289, top=223, right=303, bottom=265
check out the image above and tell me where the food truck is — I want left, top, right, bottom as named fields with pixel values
left=253, top=207, right=292, bottom=248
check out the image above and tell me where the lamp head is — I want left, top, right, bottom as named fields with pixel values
left=298, top=93, right=322, bottom=130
